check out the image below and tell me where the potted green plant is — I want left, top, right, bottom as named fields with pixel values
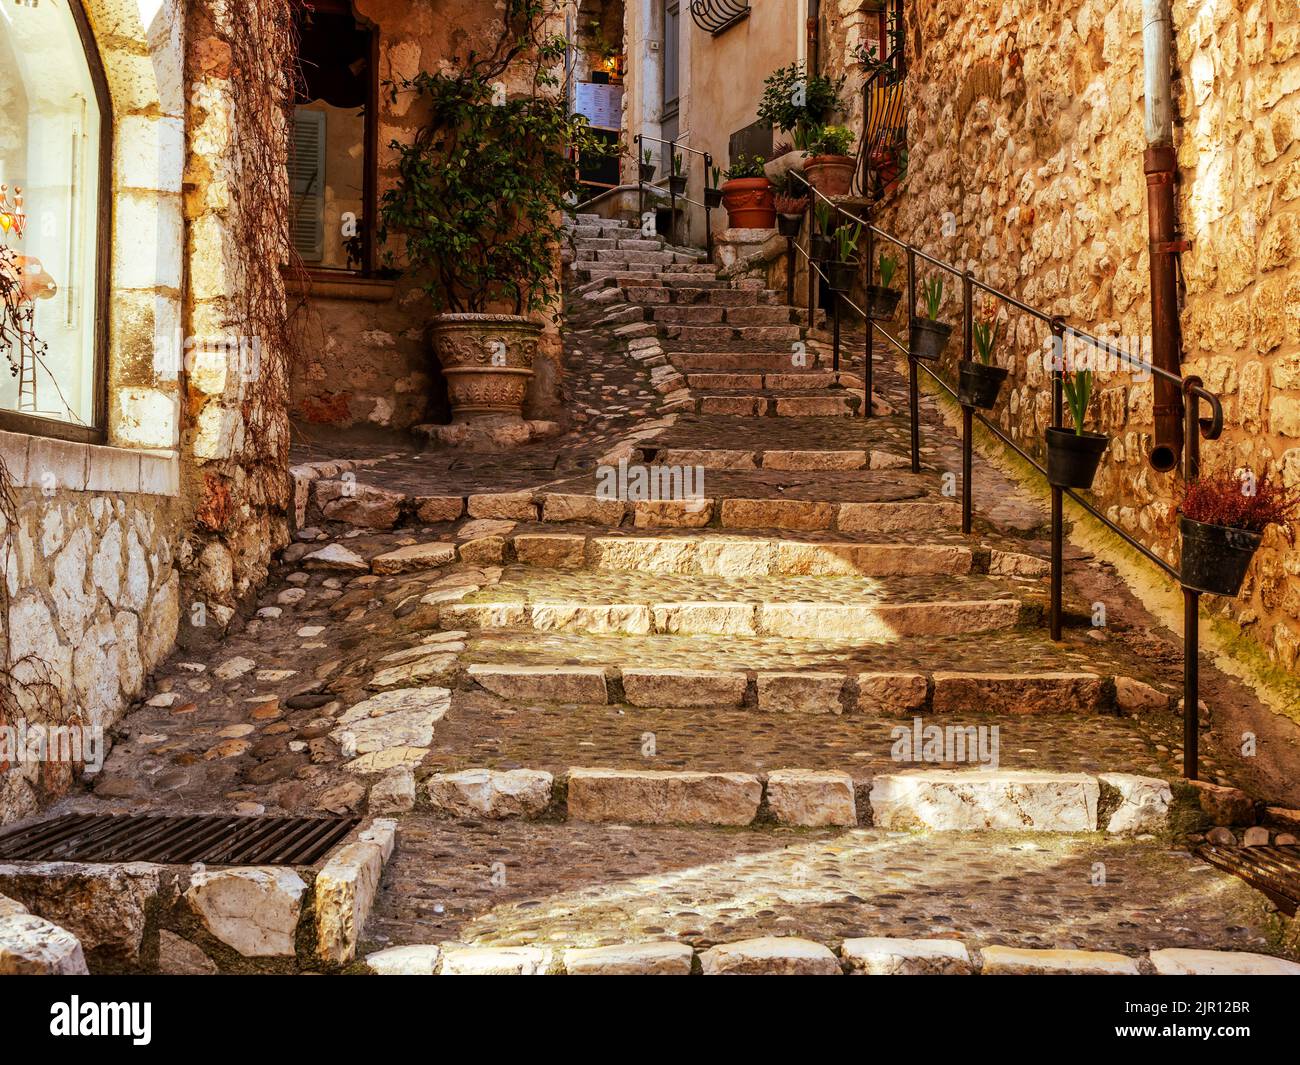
left=810, top=202, right=837, bottom=261
left=866, top=251, right=902, bottom=318
left=829, top=222, right=862, bottom=292
left=721, top=155, right=775, bottom=229
left=1179, top=470, right=1298, bottom=597
left=958, top=299, right=1009, bottom=409
left=757, top=61, right=845, bottom=172
left=379, top=9, right=609, bottom=424
left=910, top=276, right=952, bottom=360
left=775, top=192, right=808, bottom=236
left=1045, top=368, right=1109, bottom=489
left=668, top=152, right=688, bottom=197
left=705, top=166, right=724, bottom=208
left=804, top=125, right=857, bottom=196
left=639, top=146, right=656, bottom=183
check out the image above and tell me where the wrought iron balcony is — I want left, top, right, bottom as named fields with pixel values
left=689, top=0, right=749, bottom=36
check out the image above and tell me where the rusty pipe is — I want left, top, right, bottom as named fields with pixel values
left=1143, top=0, right=1184, bottom=472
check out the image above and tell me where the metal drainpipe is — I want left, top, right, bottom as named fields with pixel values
left=1143, top=0, right=1186, bottom=472
left=808, top=0, right=821, bottom=74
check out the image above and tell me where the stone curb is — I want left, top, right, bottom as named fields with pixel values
left=362, top=936, right=1300, bottom=976
left=419, top=766, right=1172, bottom=834
left=460, top=663, right=1117, bottom=716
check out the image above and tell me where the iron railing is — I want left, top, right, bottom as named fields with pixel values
left=634, top=132, right=718, bottom=259
left=855, top=0, right=908, bottom=201
left=689, top=0, right=750, bottom=36
left=790, top=175, right=1224, bottom=780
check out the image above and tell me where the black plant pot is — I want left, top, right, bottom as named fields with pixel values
left=777, top=213, right=803, bottom=237
left=639, top=162, right=656, bottom=183
left=865, top=285, right=901, bottom=319
left=1179, top=515, right=1262, bottom=597
left=909, top=317, right=952, bottom=360
left=668, top=174, right=688, bottom=197
left=829, top=261, right=857, bottom=293
left=810, top=234, right=835, bottom=261
left=1045, top=426, right=1109, bottom=489
left=957, top=360, right=1009, bottom=410
left=705, top=187, right=724, bottom=209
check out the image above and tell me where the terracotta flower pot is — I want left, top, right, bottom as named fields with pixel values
left=430, top=313, right=538, bottom=422
left=804, top=154, right=856, bottom=197
left=720, top=177, right=776, bottom=229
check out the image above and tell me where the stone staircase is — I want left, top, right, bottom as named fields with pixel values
left=313, top=218, right=1300, bottom=973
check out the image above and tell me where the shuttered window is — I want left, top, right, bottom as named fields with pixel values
left=288, top=108, right=326, bottom=262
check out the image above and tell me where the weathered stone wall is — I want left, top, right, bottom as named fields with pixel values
left=287, top=0, right=570, bottom=432
left=823, top=0, right=1300, bottom=673
left=179, top=0, right=294, bottom=645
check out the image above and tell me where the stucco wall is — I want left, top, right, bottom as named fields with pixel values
left=823, top=0, right=1300, bottom=673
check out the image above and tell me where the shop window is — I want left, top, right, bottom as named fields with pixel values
left=290, top=1, right=377, bottom=274
left=0, top=0, right=110, bottom=442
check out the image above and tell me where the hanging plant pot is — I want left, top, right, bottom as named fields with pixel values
left=705, top=186, right=724, bottom=209
left=957, top=360, right=1008, bottom=410
left=828, top=261, right=857, bottom=293
left=1045, top=426, right=1109, bottom=489
left=1178, top=516, right=1262, bottom=597
left=720, top=177, right=776, bottom=229
left=809, top=233, right=835, bottom=261
left=865, top=284, right=901, bottom=319
left=668, top=174, right=688, bottom=197
left=639, top=162, right=656, bottom=183
left=777, top=213, right=803, bottom=237
left=909, top=317, right=952, bottom=360
left=803, top=154, right=856, bottom=197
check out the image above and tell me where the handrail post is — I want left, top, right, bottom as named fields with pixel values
left=806, top=196, right=816, bottom=326
left=961, top=270, right=974, bottom=535
left=667, top=138, right=677, bottom=245
left=703, top=150, right=714, bottom=263
left=1050, top=317, right=1065, bottom=642
left=1182, top=377, right=1204, bottom=781
left=907, top=246, right=920, bottom=473
left=635, top=133, right=644, bottom=233
left=832, top=279, right=842, bottom=375
left=863, top=224, right=875, bottom=417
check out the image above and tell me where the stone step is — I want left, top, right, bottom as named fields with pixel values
left=668, top=351, right=836, bottom=371
left=458, top=662, right=1115, bottom=715
left=634, top=445, right=910, bottom=472
left=366, top=817, right=1292, bottom=967
left=624, top=286, right=783, bottom=306
left=404, top=765, right=1169, bottom=832
left=649, top=305, right=798, bottom=326
left=694, top=391, right=862, bottom=417
left=684, top=371, right=862, bottom=391
left=665, top=324, right=805, bottom=345
left=365, top=937, right=1300, bottom=976
left=439, top=596, right=1035, bottom=639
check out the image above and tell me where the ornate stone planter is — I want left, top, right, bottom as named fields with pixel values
left=430, top=313, right=538, bottom=421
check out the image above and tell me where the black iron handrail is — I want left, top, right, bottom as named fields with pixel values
left=634, top=132, right=717, bottom=258
left=791, top=174, right=1224, bottom=780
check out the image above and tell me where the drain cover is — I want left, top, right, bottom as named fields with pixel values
left=1196, top=843, right=1300, bottom=917
left=0, top=813, right=360, bottom=866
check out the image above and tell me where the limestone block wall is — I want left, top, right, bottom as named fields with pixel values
left=823, top=1, right=1300, bottom=673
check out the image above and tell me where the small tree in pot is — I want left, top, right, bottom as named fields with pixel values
left=720, top=155, right=775, bottom=229
left=866, top=251, right=902, bottom=318
left=757, top=61, right=845, bottom=173
left=958, top=299, right=1009, bottom=409
left=910, top=276, right=952, bottom=360
left=1045, top=368, right=1109, bottom=489
left=379, top=1, right=609, bottom=424
left=1179, top=469, right=1298, bottom=597
left=804, top=124, right=857, bottom=197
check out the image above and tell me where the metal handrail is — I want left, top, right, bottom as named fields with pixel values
left=790, top=174, right=1224, bottom=780
left=634, top=132, right=717, bottom=258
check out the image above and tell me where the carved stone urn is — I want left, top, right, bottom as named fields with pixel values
left=430, top=313, right=538, bottom=421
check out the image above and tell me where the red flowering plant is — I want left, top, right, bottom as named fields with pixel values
left=1180, top=468, right=1299, bottom=538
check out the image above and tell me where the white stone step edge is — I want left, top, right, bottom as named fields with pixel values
left=417, top=767, right=1174, bottom=835
left=364, top=936, right=1300, bottom=976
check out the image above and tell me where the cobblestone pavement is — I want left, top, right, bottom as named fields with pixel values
left=35, top=212, right=1297, bottom=968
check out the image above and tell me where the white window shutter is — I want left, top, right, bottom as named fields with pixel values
left=289, top=108, right=325, bottom=261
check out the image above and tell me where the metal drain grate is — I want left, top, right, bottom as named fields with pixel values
left=0, top=813, right=360, bottom=866
left=1196, top=843, right=1300, bottom=917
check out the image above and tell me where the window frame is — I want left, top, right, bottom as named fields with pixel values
left=293, top=0, right=379, bottom=279
left=0, top=0, right=113, bottom=446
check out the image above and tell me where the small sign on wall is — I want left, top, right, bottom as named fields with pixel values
left=575, top=81, right=623, bottom=129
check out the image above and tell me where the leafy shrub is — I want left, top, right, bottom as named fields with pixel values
left=1181, top=469, right=1299, bottom=534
